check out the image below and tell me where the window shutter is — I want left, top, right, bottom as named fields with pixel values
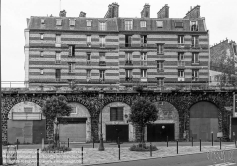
left=129, top=70, right=132, bottom=77
left=69, top=46, right=72, bottom=56
left=117, top=107, right=123, bottom=121
left=110, top=108, right=117, bottom=121
left=192, top=54, right=194, bottom=63
left=195, top=37, right=199, bottom=45
left=161, top=62, right=163, bottom=70
left=56, top=69, right=61, bottom=78
left=195, top=53, right=199, bottom=62
left=128, top=36, right=132, bottom=46
left=191, top=37, right=194, bottom=46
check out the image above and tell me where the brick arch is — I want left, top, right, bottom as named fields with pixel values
left=1, top=96, right=44, bottom=144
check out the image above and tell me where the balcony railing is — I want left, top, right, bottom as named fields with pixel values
left=99, top=61, right=106, bottom=66
left=55, top=60, right=61, bottom=64
left=125, top=77, right=133, bottom=81
left=125, top=60, right=133, bottom=65
left=141, top=43, right=147, bottom=47
left=100, top=43, right=105, bottom=48
left=87, top=61, right=91, bottom=65
left=125, top=43, right=131, bottom=47
left=177, top=61, right=185, bottom=66
left=141, top=61, right=147, bottom=66
left=191, top=61, right=200, bottom=65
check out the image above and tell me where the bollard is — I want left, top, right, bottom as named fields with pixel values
left=192, top=137, right=193, bottom=147
left=118, top=143, right=120, bottom=160
left=81, top=147, right=83, bottom=164
left=16, top=139, right=19, bottom=150
left=68, top=138, right=69, bottom=148
left=235, top=137, right=236, bottom=148
left=42, top=138, right=44, bottom=150
left=220, top=138, right=221, bottom=150
left=167, top=136, right=168, bottom=147
left=177, top=140, right=178, bottom=154
left=93, top=138, right=94, bottom=148
left=37, top=149, right=39, bottom=166
left=150, top=142, right=152, bottom=157
left=211, top=133, right=213, bottom=146
left=200, top=139, right=201, bottom=152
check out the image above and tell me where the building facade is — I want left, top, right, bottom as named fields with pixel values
left=24, top=3, right=209, bottom=91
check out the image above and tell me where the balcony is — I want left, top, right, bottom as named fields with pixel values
left=191, top=44, right=201, bottom=49
left=125, top=43, right=131, bottom=47
left=191, top=25, right=199, bottom=31
left=191, top=61, right=200, bottom=65
left=99, top=78, right=105, bottom=83
left=87, top=61, right=91, bottom=65
left=141, top=43, right=147, bottom=47
left=177, top=61, right=185, bottom=67
left=125, top=60, right=133, bottom=65
left=55, top=60, right=61, bottom=64
left=140, top=77, right=147, bottom=82
left=99, top=61, right=106, bottom=66
left=56, top=78, right=61, bottom=82
left=55, top=43, right=61, bottom=47
left=86, top=77, right=91, bottom=82
left=178, top=77, right=185, bottom=81
left=141, top=61, right=147, bottom=66
left=100, top=43, right=105, bottom=48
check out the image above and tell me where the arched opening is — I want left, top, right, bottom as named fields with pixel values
left=7, top=101, right=45, bottom=144
left=189, top=101, right=219, bottom=141
left=58, top=102, right=91, bottom=143
left=99, top=102, right=134, bottom=142
left=146, top=101, right=179, bottom=142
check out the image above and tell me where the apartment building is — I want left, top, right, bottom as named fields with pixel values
left=24, top=3, right=209, bottom=90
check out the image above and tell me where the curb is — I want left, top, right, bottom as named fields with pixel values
left=82, top=147, right=237, bottom=166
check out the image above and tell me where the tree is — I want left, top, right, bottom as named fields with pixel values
left=42, top=95, right=73, bottom=147
left=129, top=98, right=158, bottom=143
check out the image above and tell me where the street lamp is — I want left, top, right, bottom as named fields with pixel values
left=98, top=90, right=105, bottom=151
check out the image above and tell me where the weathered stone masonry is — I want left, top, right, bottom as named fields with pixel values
left=1, top=90, right=234, bottom=144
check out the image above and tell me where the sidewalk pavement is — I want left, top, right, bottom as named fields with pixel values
left=2, top=144, right=237, bottom=166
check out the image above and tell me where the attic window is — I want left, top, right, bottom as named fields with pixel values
left=69, top=19, right=76, bottom=26
left=56, top=19, right=62, bottom=26
left=175, top=21, right=183, bottom=28
left=140, top=21, right=146, bottom=28
left=156, top=21, right=163, bottom=28
left=41, top=19, right=45, bottom=24
left=87, top=20, right=92, bottom=27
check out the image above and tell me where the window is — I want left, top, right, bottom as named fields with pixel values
left=99, top=70, right=105, bottom=81
left=192, top=70, right=199, bottom=81
left=157, top=44, right=164, bottom=54
left=178, top=35, right=184, bottom=44
left=125, top=52, right=132, bottom=64
left=55, top=69, right=61, bottom=81
left=175, top=21, right=183, bottom=28
left=69, top=19, right=76, bottom=26
left=99, top=52, right=106, bottom=66
left=56, top=19, right=62, bottom=26
left=191, top=36, right=199, bottom=47
left=125, top=69, right=132, bottom=80
left=41, top=19, right=45, bottom=24
left=24, top=107, right=33, bottom=113
left=141, top=52, right=147, bottom=61
left=71, top=107, right=77, bottom=114
left=141, top=35, right=147, bottom=47
left=40, top=51, right=43, bottom=57
left=68, top=63, right=75, bottom=73
left=140, top=21, right=146, bottom=27
left=99, top=22, right=106, bottom=31
left=87, top=52, right=91, bottom=61
left=69, top=45, right=75, bottom=57
left=141, top=69, right=147, bottom=77
left=55, top=52, right=61, bottom=64
left=125, top=35, right=132, bottom=47
left=86, top=70, right=91, bottom=78
left=157, top=61, right=164, bottom=71
left=110, top=107, right=123, bottom=121
left=178, top=70, right=184, bottom=77
left=192, top=52, right=199, bottom=63
left=87, top=20, right=92, bottom=27
left=87, top=35, right=91, bottom=47
left=190, top=21, right=198, bottom=31
left=56, top=34, right=61, bottom=44
left=100, top=36, right=105, bottom=48
left=178, top=52, right=184, bottom=61
left=40, top=34, right=44, bottom=40
left=156, top=21, right=163, bottom=28
left=125, top=20, right=133, bottom=30
left=157, top=78, right=164, bottom=86
left=40, top=69, right=44, bottom=75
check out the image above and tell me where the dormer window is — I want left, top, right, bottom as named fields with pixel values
left=140, top=21, right=146, bottom=28
left=156, top=21, right=163, bottom=28
left=56, top=19, right=62, bottom=26
left=190, top=21, right=198, bottom=31
left=69, top=19, right=76, bottom=26
left=175, top=21, right=183, bottom=28
left=99, top=22, right=106, bottom=31
left=125, top=20, right=133, bottom=30
left=41, top=19, right=45, bottom=24
left=87, top=20, right=92, bottom=27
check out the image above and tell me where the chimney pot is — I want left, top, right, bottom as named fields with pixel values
left=79, top=11, right=86, bottom=17
left=59, top=10, right=66, bottom=17
left=157, top=4, right=169, bottom=18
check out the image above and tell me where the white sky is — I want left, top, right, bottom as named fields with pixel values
left=1, top=0, right=237, bottom=83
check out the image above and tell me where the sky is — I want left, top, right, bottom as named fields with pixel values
left=1, top=0, right=237, bottom=86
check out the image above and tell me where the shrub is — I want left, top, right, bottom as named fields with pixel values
left=42, top=144, right=71, bottom=153
left=129, top=143, right=158, bottom=151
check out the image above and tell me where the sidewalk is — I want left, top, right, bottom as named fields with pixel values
left=3, top=144, right=237, bottom=166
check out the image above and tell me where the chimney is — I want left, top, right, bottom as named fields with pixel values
left=184, top=5, right=200, bottom=19
left=141, top=3, right=150, bottom=18
left=112, top=2, right=119, bottom=17
left=79, top=11, right=86, bottom=17
left=59, top=10, right=66, bottom=17
left=157, top=4, right=169, bottom=18
left=104, top=4, right=113, bottom=18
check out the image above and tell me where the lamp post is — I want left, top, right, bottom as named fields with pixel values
left=98, top=90, right=105, bottom=151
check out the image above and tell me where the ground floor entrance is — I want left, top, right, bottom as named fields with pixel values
left=58, top=117, right=87, bottom=143
left=231, top=118, right=237, bottom=141
left=106, top=125, right=129, bottom=142
left=147, top=123, right=175, bottom=142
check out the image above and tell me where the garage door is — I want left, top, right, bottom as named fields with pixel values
left=59, top=123, right=86, bottom=142
left=106, top=125, right=129, bottom=142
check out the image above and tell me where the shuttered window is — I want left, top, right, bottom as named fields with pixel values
left=110, top=107, right=123, bottom=121
left=175, top=21, right=183, bottom=28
